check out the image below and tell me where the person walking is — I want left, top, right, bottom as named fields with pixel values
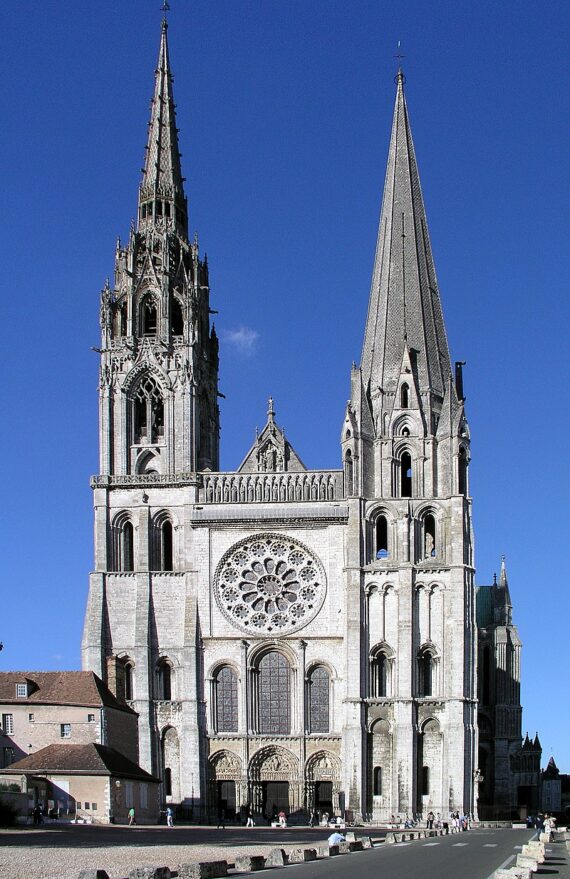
left=128, top=806, right=136, bottom=826
left=245, top=805, right=254, bottom=827
left=166, top=806, right=174, bottom=827
left=217, top=806, right=226, bottom=830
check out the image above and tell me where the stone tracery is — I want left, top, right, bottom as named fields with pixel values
left=214, top=534, right=326, bottom=635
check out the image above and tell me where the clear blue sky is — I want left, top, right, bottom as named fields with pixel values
left=1, top=1, right=569, bottom=771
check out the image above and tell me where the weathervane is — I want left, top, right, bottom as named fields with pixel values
left=394, top=40, right=406, bottom=84
left=161, top=1, right=171, bottom=11
left=394, top=40, right=405, bottom=62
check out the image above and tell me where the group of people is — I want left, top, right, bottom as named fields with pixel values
left=528, top=813, right=557, bottom=839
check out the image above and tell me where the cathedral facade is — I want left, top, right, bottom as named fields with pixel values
left=82, top=22, right=527, bottom=822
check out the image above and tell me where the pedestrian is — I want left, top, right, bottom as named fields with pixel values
left=246, top=805, right=254, bottom=827
left=328, top=830, right=345, bottom=846
left=217, top=807, right=226, bottom=829
left=278, top=809, right=287, bottom=827
left=166, top=806, right=174, bottom=827
left=33, top=805, right=42, bottom=825
left=427, top=810, right=434, bottom=829
left=128, top=806, right=136, bottom=826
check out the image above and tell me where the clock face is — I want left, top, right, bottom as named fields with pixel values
left=214, top=533, right=327, bottom=636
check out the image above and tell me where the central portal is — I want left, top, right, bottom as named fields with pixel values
left=262, top=781, right=290, bottom=818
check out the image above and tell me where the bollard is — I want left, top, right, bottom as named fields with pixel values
left=234, top=856, right=265, bottom=872
left=288, top=848, right=317, bottom=863
left=128, top=869, right=171, bottom=879
left=177, top=862, right=228, bottom=879
left=264, top=849, right=288, bottom=867
left=78, top=872, right=110, bottom=879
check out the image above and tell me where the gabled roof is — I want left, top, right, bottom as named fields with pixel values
left=360, top=71, right=451, bottom=400
left=0, top=671, right=136, bottom=715
left=0, top=744, right=158, bottom=782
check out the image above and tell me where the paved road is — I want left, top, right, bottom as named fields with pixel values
left=261, top=828, right=535, bottom=879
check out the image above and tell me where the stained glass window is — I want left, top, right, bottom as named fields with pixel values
left=216, top=666, right=238, bottom=732
left=258, top=652, right=290, bottom=734
left=308, top=666, right=329, bottom=733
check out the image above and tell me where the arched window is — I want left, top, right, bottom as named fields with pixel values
left=158, top=661, right=172, bottom=701
left=171, top=298, right=184, bottom=336
left=120, top=301, right=127, bottom=337
left=370, top=649, right=391, bottom=697
left=257, top=652, right=290, bottom=735
left=418, top=649, right=435, bottom=697
left=153, top=519, right=173, bottom=571
left=142, top=299, right=158, bottom=335
left=376, top=515, right=389, bottom=559
left=422, top=765, right=430, bottom=796
left=124, top=662, right=134, bottom=701
left=424, top=514, right=436, bottom=558
left=344, top=450, right=353, bottom=496
left=400, top=383, right=409, bottom=408
left=307, top=666, right=330, bottom=733
left=120, top=521, right=134, bottom=572
left=458, top=446, right=468, bottom=495
left=215, top=666, right=238, bottom=733
left=373, top=766, right=382, bottom=796
left=133, top=375, right=164, bottom=444
left=400, top=451, right=412, bottom=497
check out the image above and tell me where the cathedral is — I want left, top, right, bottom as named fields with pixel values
left=82, top=20, right=537, bottom=823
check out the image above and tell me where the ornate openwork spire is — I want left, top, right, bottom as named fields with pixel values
left=138, top=19, right=188, bottom=237
left=360, top=72, right=451, bottom=400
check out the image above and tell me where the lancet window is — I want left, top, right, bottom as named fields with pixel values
left=256, top=651, right=290, bottom=735
left=132, top=375, right=164, bottom=444
left=214, top=666, right=238, bottom=733
left=307, top=666, right=330, bottom=733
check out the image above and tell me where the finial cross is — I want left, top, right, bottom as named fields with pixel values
left=161, top=1, right=171, bottom=11
left=394, top=40, right=405, bottom=62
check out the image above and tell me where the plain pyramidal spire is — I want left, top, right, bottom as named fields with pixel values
left=138, top=18, right=188, bottom=236
left=360, top=69, right=451, bottom=400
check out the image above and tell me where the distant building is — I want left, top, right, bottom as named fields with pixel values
left=476, top=565, right=541, bottom=819
left=0, top=671, right=138, bottom=768
left=80, top=18, right=540, bottom=823
left=0, top=743, right=160, bottom=824
left=541, top=757, right=562, bottom=815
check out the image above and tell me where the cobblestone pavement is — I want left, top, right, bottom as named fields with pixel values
left=0, top=824, right=339, bottom=879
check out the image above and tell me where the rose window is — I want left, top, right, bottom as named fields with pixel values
left=214, top=534, right=326, bottom=635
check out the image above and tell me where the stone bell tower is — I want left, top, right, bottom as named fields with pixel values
left=97, top=19, right=219, bottom=480
left=341, top=70, right=478, bottom=820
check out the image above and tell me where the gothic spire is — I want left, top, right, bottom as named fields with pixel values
left=360, top=71, right=451, bottom=401
left=138, top=19, right=188, bottom=237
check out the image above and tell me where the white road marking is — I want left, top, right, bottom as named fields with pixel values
left=483, top=843, right=498, bottom=847
left=423, top=842, right=440, bottom=846
left=452, top=842, right=469, bottom=846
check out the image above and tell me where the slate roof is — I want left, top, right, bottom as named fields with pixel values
left=0, top=743, right=158, bottom=782
left=0, top=671, right=136, bottom=714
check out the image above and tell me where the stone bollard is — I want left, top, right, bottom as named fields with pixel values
left=337, top=842, right=351, bottom=854
left=234, top=856, right=265, bottom=872
left=348, top=841, right=364, bottom=852
left=177, top=862, right=228, bottom=879
left=360, top=836, right=373, bottom=849
left=78, top=872, right=110, bottom=879
left=129, top=869, right=171, bottom=879
left=516, top=855, right=538, bottom=872
left=288, top=848, right=317, bottom=863
left=264, top=849, right=288, bottom=868
left=521, top=845, right=544, bottom=862
left=345, top=831, right=356, bottom=842
left=539, top=832, right=550, bottom=843
left=318, top=845, right=339, bottom=857
left=384, top=832, right=397, bottom=844
left=495, top=869, right=532, bottom=879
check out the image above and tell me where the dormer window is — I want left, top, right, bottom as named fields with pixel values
left=16, top=683, right=27, bottom=698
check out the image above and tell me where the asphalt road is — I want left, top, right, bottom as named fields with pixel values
left=0, top=824, right=546, bottom=879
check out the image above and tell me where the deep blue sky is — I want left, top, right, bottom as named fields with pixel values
left=1, top=1, right=569, bottom=771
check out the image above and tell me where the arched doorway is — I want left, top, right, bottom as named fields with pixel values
left=249, top=746, right=300, bottom=820
left=305, top=751, right=340, bottom=821
left=209, top=750, right=242, bottom=821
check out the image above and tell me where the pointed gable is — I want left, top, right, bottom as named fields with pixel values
left=238, top=398, right=306, bottom=473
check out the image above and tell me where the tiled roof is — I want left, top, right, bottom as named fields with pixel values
left=0, top=671, right=136, bottom=714
left=0, top=743, right=158, bottom=782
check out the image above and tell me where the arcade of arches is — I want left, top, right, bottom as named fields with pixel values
left=208, top=747, right=340, bottom=820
